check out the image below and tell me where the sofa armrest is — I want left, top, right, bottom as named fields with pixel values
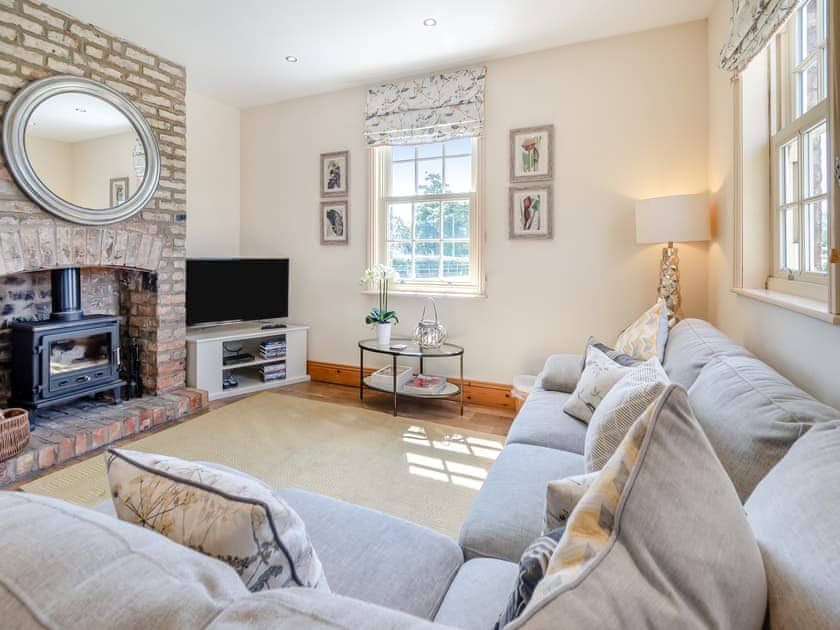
left=535, top=354, right=583, bottom=394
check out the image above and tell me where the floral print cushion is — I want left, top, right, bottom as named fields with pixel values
left=105, top=448, right=328, bottom=593
left=562, top=346, right=631, bottom=423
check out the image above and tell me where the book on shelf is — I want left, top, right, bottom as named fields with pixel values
left=401, top=374, right=447, bottom=394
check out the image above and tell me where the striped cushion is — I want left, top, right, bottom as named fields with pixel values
left=584, top=358, right=669, bottom=472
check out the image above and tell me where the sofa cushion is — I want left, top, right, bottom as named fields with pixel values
left=279, top=487, right=461, bottom=620
left=614, top=298, right=669, bottom=361
left=458, top=443, right=584, bottom=562
left=745, top=421, right=840, bottom=629
left=563, top=345, right=631, bottom=422
left=663, top=318, right=750, bottom=389
left=0, top=491, right=250, bottom=628
left=105, top=448, right=328, bottom=592
left=434, top=558, right=518, bottom=630
left=509, top=386, right=767, bottom=630
left=688, top=355, right=839, bottom=501
left=534, top=353, right=583, bottom=393
left=505, top=389, right=587, bottom=454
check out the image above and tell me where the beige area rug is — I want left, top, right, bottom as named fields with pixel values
left=20, top=392, right=505, bottom=538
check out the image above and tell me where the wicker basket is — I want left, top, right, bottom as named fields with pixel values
left=0, top=408, right=30, bottom=462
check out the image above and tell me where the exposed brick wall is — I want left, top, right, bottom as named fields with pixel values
left=0, top=0, right=187, bottom=401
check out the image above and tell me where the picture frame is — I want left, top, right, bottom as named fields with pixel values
left=321, top=200, right=349, bottom=245
left=509, top=125, right=554, bottom=183
left=509, top=185, right=553, bottom=239
left=109, top=176, right=129, bottom=206
left=320, top=150, right=349, bottom=197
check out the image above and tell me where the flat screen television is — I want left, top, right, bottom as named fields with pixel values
left=186, top=258, right=289, bottom=326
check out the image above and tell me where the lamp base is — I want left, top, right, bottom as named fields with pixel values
left=659, top=242, right=682, bottom=328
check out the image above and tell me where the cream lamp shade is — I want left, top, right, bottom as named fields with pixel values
left=635, top=193, right=710, bottom=244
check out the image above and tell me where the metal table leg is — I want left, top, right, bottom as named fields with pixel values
left=359, top=347, right=364, bottom=400
left=392, top=354, right=398, bottom=416
left=460, top=353, right=464, bottom=416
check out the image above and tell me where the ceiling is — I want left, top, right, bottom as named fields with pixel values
left=26, top=92, right=134, bottom=142
left=47, top=0, right=716, bottom=109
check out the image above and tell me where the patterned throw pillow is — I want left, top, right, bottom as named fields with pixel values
left=105, top=449, right=329, bottom=593
left=614, top=299, right=669, bottom=361
left=562, top=346, right=631, bottom=423
left=507, top=387, right=767, bottom=630
left=584, top=357, right=669, bottom=472
left=582, top=337, right=641, bottom=369
left=495, top=526, right=566, bottom=630
left=544, top=471, right=599, bottom=533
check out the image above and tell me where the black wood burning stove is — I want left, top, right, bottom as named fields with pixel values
left=11, top=268, right=124, bottom=410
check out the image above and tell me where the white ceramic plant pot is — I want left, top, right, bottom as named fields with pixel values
left=376, top=323, right=392, bottom=346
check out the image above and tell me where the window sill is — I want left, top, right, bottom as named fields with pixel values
left=732, top=288, right=840, bottom=325
left=361, top=289, right=487, bottom=299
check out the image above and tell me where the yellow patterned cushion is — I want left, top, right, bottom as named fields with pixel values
left=614, top=299, right=669, bottom=361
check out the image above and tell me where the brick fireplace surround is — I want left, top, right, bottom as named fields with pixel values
left=0, top=0, right=208, bottom=485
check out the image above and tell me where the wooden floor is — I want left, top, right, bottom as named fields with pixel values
left=220, top=380, right=516, bottom=436
left=10, top=381, right=515, bottom=490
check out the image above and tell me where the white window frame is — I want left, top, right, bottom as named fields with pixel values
left=367, top=138, right=485, bottom=297
left=768, top=0, right=831, bottom=298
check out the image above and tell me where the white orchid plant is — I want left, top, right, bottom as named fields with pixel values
left=361, top=264, right=400, bottom=325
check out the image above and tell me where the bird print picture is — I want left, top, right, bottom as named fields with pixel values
left=321, top=201, right=348, bottom=244
left=510, top=185, right=552, bottom=239
left=510, top=125, right=553, bottom=183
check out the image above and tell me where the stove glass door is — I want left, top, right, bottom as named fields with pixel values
left=49, top=332, right=111, bottom=376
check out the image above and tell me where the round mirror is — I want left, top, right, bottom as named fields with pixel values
left=2, top=75, right=160, bottom=225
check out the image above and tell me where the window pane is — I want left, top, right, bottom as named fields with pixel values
left=781, top=206, right=800, bottom=271
left=417, top=159, right=443, bottom=194
left=797, top=59, right=822, bottom=114
left=780, top=139, right=799, bottom=204
left=388, top=241, right=412, bottom=279
left=391, top=160, right=414, bottom=196
left=804, top=121, right=828, bottom=198
left=443, top=242, right=470, bottom=278
left=445, top=156, right=472, bottom=193
left=804, top=199, right=829, bottom=273
left=391, top=145, right=414, bottom=161
left=800, top=0, right=819, bottom=60
left=417, top=143, right=443, bottom=159
left=414, top=242, right=440, bottom=278
left=443, top=200, right=470, bottom=239
left=388, top=203, right=412, bottom=240
left=444, top=138, right=472, bottom=156
left=414, top=202, right=441, bottom=240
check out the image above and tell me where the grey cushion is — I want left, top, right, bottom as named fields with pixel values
left=663, top=318, right=751, bottom=389
left=509, top=386, right=767, bottom=630
left=745, top=421, right=840, bottom=630
left=433, top=558, right=518, bottom=630
left=459, top=443, right=584, bottom=562
left=534, top=353, right=582, bottom=393
left=505, top=389, right=587, bottom=454
left=689, top=354, right=839, bottom=501
left=279, top=487, right=462, bottom=620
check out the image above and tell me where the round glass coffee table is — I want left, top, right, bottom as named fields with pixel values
left=358, top=338, right=464, bottom=417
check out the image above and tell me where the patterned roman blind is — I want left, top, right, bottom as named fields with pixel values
left=363, top=66, right=486, bottom=146
left=720, top=0, right=799, bottom=73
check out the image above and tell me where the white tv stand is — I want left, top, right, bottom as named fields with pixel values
left=186, top=321, right=310, bottom=401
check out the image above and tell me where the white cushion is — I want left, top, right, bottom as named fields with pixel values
left=106, top=448, right=328, bottom=593
left=562, top=346, right=630, bottom=423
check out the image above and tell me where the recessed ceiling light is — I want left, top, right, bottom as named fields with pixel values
left=285, top=55, right=298, bottom=63
left=423, top=17, right=437, bottom=27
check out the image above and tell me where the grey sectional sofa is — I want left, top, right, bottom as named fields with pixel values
left=1, top=319, right=838, bottom=629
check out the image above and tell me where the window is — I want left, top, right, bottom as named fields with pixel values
left=368, top=138, right=484, bottom=295
left=770, top=0, right=830, bottom=289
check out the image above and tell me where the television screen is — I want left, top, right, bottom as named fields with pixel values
left=186, top=258, right=289, bottom=326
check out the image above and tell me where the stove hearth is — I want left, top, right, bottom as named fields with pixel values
left=10, top=268, right=124, bottom=411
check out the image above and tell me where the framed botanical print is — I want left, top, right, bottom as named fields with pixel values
left=321, top=200, right=349, bottom=244
left=109, top=177, right=129, bottom=206
left=509, top=185, right=552, bottom=239
left=509, top=125, right=553, bottom=183
left=320, top=151, right=349, bottom=197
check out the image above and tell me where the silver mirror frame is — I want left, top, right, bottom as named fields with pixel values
left=1, top=75, right=161, bottom=226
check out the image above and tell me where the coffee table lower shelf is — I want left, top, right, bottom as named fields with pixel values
left=362, top=376, right=461, bottom=399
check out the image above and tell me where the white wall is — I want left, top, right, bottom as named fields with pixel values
left=186, top=90, right=241, bottom=257
left=707, top=0, right=840, bottom=409
left=71, top=130, right=137, bottom=208
left=240, top=21, right=710, bottom=383
left=24, top=135, right=73, bottom=200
